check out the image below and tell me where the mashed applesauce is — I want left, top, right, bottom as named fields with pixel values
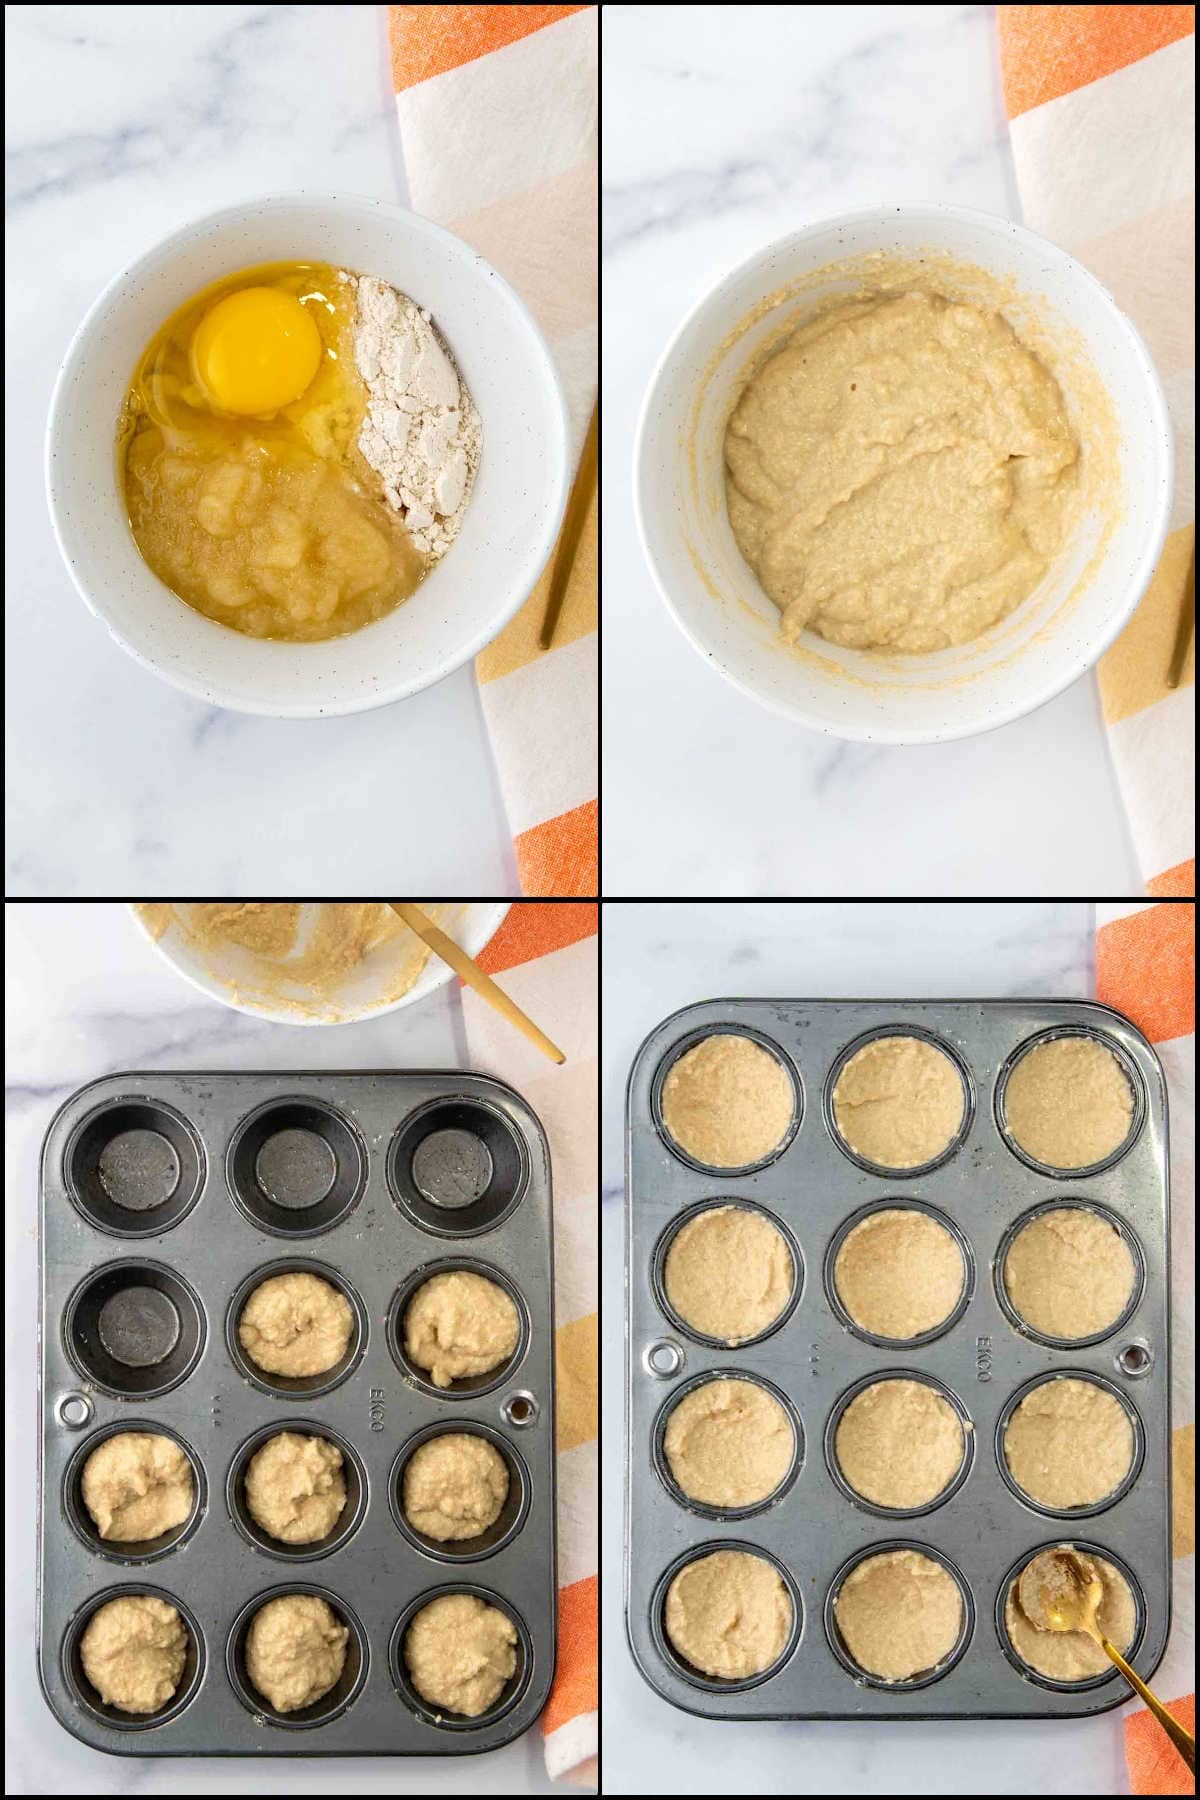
left=118, top=262, right=425, bottom=642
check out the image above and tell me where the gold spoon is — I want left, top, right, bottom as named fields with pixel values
left=388, top=904, right=565, bottom=1064
left=1019, top=1547, right=1193, bottom=1772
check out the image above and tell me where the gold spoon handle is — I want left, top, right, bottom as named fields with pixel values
left=389, top=905, right=566, bottom=1065
left=1100, top=1637, right=1195, bottom=1772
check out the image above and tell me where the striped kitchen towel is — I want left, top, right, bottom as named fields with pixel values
left=1097, top=899, right=1194, bottom=1793
left=388, top=6, right=598, bottom=897
left=998, top=5, right=1195, bottom=898
left=462, top=902, right=598, bottom=1783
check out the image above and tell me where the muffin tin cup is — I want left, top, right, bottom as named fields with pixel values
left=38, top=1069, right=556, bottom=1757
left=626, top=998, right=1170, bottom=1720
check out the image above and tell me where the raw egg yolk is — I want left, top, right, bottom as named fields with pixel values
left=191, top=286, right=323, bottom=415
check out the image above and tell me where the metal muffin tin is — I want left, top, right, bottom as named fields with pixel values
left=625, top=1000, right=1170, bottom=1719
left=38, top=1069, right=556, bottom=1756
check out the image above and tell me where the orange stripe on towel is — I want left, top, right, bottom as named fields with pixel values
left=475, top=902, right=596, bottom=975
left=390, top=4, right=588, bottom=93
left=514, top=798, right=598, bottom=899
left=998, top=4, right=1194, bottom=119
left=541, top=1573, right=598, bottom=1735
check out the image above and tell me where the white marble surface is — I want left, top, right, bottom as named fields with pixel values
left=6, top=6, right=517, bottom=895
left=601, top=5, right=1142, bottom=897
left=601, top=902, right=1152, bottom=1793
left=5, top=902, right=557, bottom=1793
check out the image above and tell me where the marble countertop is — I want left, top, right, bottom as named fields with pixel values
left=7, top=6, right=517, bottom=895
left=601, top=5, right=1141, bottom=896
left=6, top=902, right=558, bottom=1792
left=600, top=900, right=1150, bottom=1793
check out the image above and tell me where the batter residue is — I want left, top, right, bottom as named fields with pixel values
left=1005, top=1545, right=1136, bottom=1681
left=136, top=901, right=458, bottom=1020
left=724, top=290, right=1081, bottom=652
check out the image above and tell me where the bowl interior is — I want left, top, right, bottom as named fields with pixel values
left=47, top=197, right=568, bottom=717
left=637, top=209, right=1171, bottom=742
left=132, top=902, right=511, bottom=1025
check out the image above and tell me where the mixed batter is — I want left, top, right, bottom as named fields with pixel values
left=1004, top=1206, right=1136, bottom=1339
left=663, top=1377, right=794, bottom=1510
left=244, top=1431, right=347, bottom=1545
left=724, top=289, right=1081, bottom=653
left=665, top=1547, right=792, bottom=1680
left=402, top=1432, right=510, bottom=1541
left=835, top=1378, right=965, bottom=1509
left=238, top=1270, right=354, bottom=1379
left=831, top=1034, right=964, bottom=1169
left=1003, top=1376, right=1135, bottom=1508
left=1004, top=1033, right=1135, bottom=1168
left=659, top=1032, right=794, bottom=1168
left=833, top=1207, right=964, bottom=1339
left=833, top=1548, right=963, bottom=1682
left=80, top=1594, right=188, bottom=1714
left=403, top=1268, right=520, bottom=1388
left=663, top=1204, right=793, bottom=1344
left=81, top=1432, right=194, bottom=1542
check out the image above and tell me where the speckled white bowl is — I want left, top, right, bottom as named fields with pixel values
left=47, top=195, right=568, bottom=717
left=129, top=902, right=511, bottom=1026
left=636, top=205, right=1172, bottom=744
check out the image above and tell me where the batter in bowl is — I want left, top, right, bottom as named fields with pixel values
left=659, top=1032, right=794, bottom=1168
left=831, top=1035, right=965, bottom=1169
left=1003, top=1377, right=1135, bottom=1508
left=1004, top=1207, right=1136, bottom=1339
left=835, top=1378, right=965, bottom=1508
left=665, top=1547, right=792, bottom=1680
left=1005, top=1544, right=1136, bottom=1681
left=663, top=1204, right=794, bottom=1344
left=833, top=1548, right=963, bottom=1682
left=663, top=1377, right=794, bottom=1510
left=833, top=1208, right=964, bottom=1339
left=724, top=289, right=1080, bottom=653
left=1003, top=1033, right=1135, bottom=1169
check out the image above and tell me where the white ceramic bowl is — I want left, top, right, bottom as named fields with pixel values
left=130, top=902, right=511, bottom=1026
left=47, top=195, right=568, bottom=717
left=635, top=205, right=1172, bottom=744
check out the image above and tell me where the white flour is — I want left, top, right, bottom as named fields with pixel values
left=345, top=274, right=482, bottom=561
